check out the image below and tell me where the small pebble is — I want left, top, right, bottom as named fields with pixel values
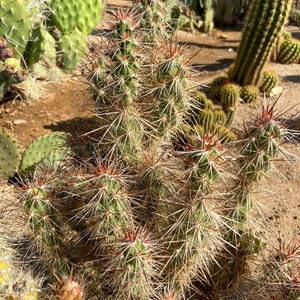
left=287, top=188, right=293, bottom=192
left=13, top=119, right=27, bottom=125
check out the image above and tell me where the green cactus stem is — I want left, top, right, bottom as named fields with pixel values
left=220, top=83, right=240, bottom=126
left=259, top=70, right=279, bottom=94
left=228, top=0, right=292, bottom=86
left=277, top=38, right=300, bottom=64
left=240, top=84, right=259, bottom=103
left=209, top=75, right=228, bottom=101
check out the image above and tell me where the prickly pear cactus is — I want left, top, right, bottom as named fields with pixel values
left=0, top=0, right=31, bottom=58
left=0, top=131, right=21, bottom=179
left=19, top=132, right=70, bottom=174
left=25, top=24, right=57, bottom=67
left=57, top=28, right=88, bottom=73
left=49, top=0, right=103, bottom=34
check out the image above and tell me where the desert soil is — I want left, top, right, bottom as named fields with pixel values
left=0, top=0, right=300, bottom=296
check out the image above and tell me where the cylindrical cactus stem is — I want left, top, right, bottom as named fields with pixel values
left=277, top=38, right=300, bottom=64
left=65, top=158, right=135, bottom=247
left=209, top=76, right=229, bottom=101
left=220, top=83, right=240, bottom=108
left=106, top=229, right=157, bottom=300
left=240, top=85, right=259, bottom=103
left=154, top=45, right=190, bottom=139
left=199, top=108, right=215, bottom=132
left=135, top=0, right=176, bottom=42
left=220, top=83, right=240, bottom=126
left=259, top=70, right=279, bottom=94
left=185, top=135, right=221, bottom=194
left=160, top=195, right=224, bottom=296
left=213, top=108, right=227, bottom=125
left=20, top=179, right=70, bottom=275
left=228, top=0, right=292, bottom=86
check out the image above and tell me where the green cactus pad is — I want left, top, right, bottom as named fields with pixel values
left=0, top=131, right=21, bottom=179
left=58, top=28, right=88, bottom=72
left=25, top=24, right=57, bottom=67
left=49, top=0, right=102, bottom=34
left=19, top=132, right=70, bottom=174
left=0, top=0, right=31, bottom=58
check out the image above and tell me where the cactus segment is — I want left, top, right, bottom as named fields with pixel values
left=0, top=131, right=21, bottom=179
left=259, top=70, right=279, bottom=93
left=209, top=76, right=228, bottom=101
left=213, top=108, right=227, bottom=125
left=57, top=28, right=88, bottom=73
left=220, top=83, right=240, bottom=108
left=277, top=38, right=300, bottom=64
left=19, top=132, right=70, bottom=174
left=240, top=85, right=259, bottom=103
left=0, top=0, right=31, bottom=58
left=199, top=108, right=214, bottom=132
left=49, top=0, right=103, bottom=34
left=25, top=24, right=57, bottom=67
left=109, top=230, right=156, bottom=300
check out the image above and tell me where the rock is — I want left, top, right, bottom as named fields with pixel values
left=13, top=119, right=27, bottom=125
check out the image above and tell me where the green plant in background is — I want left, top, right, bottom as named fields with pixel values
left=213, top=0, right=251, bottom=26
left=191, top=0, right=214, bottom=32
left=0, top=0, right=103, bottom=100
left=228, top=0, right=292, bottom=86
left=48, top=0, right=103, bottom=72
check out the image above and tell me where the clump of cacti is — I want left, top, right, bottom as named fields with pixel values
left=191, top=0, right=214, bottom=32
left=0, top=1, right=299, bottom=300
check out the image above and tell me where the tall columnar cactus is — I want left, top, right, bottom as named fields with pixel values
left=228, top=0, right=292, bottom=86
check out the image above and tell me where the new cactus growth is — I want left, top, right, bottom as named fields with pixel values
left=228, top=0, right=292, bottom=86
left=220, top=83, right=240, bottom=125
left=240, top=84, right=259, bottom=103
left=259, top=70, right=279, bottom=94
